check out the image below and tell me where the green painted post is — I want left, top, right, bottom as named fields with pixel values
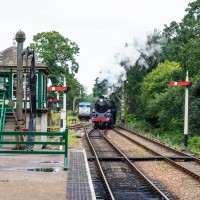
left=64, top=128, right=68, bottom=170
left=0, top=135, right=2, bottom=149
left=0, top=91, right=6, bottom=149
left=38, top=71, right=42, bottom=109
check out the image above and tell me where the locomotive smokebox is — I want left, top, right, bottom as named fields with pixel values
left=92, top=96, right=116, bottom=129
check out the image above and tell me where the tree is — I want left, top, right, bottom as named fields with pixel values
left=64, top=73, right=83, bottom=111
left=141, top=61, right=183, bottom=130
left=125, top=64, right=146, bottom=116
left=162, top=0, right=200, bottom=77
left=92, top=78, right=109, bottom=99
left=30, top=31, right=80, bottom=86
left=30, top=31, right=91, bottom=113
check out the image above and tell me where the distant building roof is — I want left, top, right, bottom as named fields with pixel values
left=0, top=46, right=44, bottom=67
left=0, top=46, right=52, bottom=75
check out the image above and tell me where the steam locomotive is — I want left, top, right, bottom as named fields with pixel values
left=91, top=96, right=116, bottom=129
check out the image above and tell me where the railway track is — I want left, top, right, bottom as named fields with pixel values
left=85, top=128, right=174, bottom=200
left=112, top=126, right=200, bottom=180
left=102, top=126, right=200, bottom=199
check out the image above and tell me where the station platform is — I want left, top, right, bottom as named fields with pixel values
left=0, top=149, right=96, bottom=200
left=67, top=149, right=96, bottom=200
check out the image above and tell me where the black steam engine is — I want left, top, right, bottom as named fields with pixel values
left=91, top=96, right=116, bottom=129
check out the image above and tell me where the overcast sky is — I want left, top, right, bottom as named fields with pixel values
left=0, top=0, right=193, bottom=94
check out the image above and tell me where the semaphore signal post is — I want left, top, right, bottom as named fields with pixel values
left=47, top=85, right=71, bottom=150
left=169, top=71, right=192, bottom=147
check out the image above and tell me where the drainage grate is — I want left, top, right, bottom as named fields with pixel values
left=67, top=149, right=96, bottom=200
left=0, top=167, right=60, bottom=173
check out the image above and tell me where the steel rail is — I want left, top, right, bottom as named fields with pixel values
left=85, top=128, right=115, bottom=200
left=116, top=125, right=200, bottom=163
left=103, top=130, right=170, bottom=200
left=113, top=128, right=200, bottom=181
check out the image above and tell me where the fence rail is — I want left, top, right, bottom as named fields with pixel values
left=0, top=128, right=68, bottom=170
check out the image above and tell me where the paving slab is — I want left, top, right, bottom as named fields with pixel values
left=0, top=153, right=67, bottom=200
left=0, top=149, right=96, bottom=200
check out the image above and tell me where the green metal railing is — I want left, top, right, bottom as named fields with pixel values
left=0, top=129, right=68, bottom=170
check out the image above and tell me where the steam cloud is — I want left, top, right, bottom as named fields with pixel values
left=98, top=33, right=166, bottom=92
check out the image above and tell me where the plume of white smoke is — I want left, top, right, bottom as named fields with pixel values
left=97, top=38, right=143, bottom=94
left=137, top=31, right=167, bottom=68
left=98, top=33, right=167, bottom=93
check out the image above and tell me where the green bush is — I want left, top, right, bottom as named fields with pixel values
left=125, top=114, right=136, bottom=123
left=188, top=136, right=200, bottom=154
left=125, top=120, right=200, bottom=156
